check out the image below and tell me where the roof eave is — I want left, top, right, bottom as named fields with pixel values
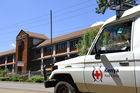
left=33, top=35, right=83, bottom=49
left=0, top=52, right=16, bottom=57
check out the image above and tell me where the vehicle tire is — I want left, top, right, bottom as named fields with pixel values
left=54, top=81, right=78, bottom=93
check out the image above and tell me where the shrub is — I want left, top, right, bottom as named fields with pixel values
left=0, top=69, right=9, bottom=77
left=11, top=74, right=24, bottom=82
left=0, top=76, right=10, bottom=81
left=26, top=75, right=44, bottom=83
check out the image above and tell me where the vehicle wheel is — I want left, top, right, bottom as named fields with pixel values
left=54, top=81, right=78, bottom=93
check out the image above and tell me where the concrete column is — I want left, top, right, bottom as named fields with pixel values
left=12, top=55, right=15, bottom=73
left=41, top=48, right=44, bottom=71
left=41, top=59, right=44, bottom=71
left=5, top=56, right=7, bottom=69
left=53, top=45, right=56, bottom=56
left=53, top=57, right=56, bottom=63
left=67, top=41, right=70, bottom=58
left=41, top=48, right=44, bottom=58
left=67, top=54, right=70, bottom=58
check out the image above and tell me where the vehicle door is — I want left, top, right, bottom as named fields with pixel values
left=133, top=15, right=140, bottom=93
left=84, top=20, right=136, bottom=93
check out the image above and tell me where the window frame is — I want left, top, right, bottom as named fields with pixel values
left=7, top=55, right=13, bottom=62
left=90, top=19, right=134, bottom=55
left=34, top=49, right=41, bottom=55
left=57, top=42, right=67, bottom=50
left=45, top=46, right=53, bottom=53
left=71, top=39, right=79, bottom=48
left=0, top=57, right=5, bottom=63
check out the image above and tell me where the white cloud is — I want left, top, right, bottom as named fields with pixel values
left=90, top=21, right=104, bottom=27
left=10, top=43, right=16, bottom=48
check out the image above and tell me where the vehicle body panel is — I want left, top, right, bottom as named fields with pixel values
left=84, top=52, right=136, bottom=93
left=49, top=56, right=88, bottom=92
left=133, top=15, right=140, bottom=93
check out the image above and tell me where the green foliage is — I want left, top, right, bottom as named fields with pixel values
left=0, top=76, right=10, bottom=81
left=0, top=69, right=10, bottom=81
left=0, top=68, right=9, bottom=77
left=76, top=28, right=99, bottom=56
left=96, top=0, right=136, bottom=14
left=11, top=74, right=24, bottom=82
left=26, top=75, right=44, bottom=83
left=96, top=0, right=110, bottom=14
left=0, top=68, right=44, bottom=83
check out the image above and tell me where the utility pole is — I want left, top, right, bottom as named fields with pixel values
left=42, top=10, right=53, bottom=81
left=50, top=10, right=53, bottom=66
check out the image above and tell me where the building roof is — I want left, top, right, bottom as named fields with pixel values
left=23, top=30, right=49, bottom=40
left=0, top=49, right=16, bottom=57
left=0, top=25, right=102, bottom=56
left=37, top=25, right=102, bottom=48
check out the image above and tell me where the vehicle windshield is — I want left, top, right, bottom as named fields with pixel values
left=95, top=21, right=132, bottom=53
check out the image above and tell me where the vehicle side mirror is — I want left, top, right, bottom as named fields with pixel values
left=95, top=53, right=101, bottom=59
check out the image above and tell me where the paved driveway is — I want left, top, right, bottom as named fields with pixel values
left=0, top=81, right=54, bottom=93
left=0, top=87, right=53, bottom=93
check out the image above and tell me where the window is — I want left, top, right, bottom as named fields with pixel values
left=95, top=21, right=132, bottom=54
left=34, top=49, right=41, bottom=55
left=57, top=43, right=67, bottom=50
left=1, top=57, right=5, bottom=63
left=18, top=40, right=24, bottom=61
left=45, top=46, right=52, bottom=53
left=7, top=55, right=13, bottom=61
left=71, top=40, right=79, bottom=48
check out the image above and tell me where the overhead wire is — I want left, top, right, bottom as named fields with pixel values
left=0, top=0, right=92, bottom=31
left=0, top=0, right=95, bottom=40
left=0, top=8, right=93, bottom=34
left=0, top=0, right=95, bottom=51
left=52, top=24, right=91, bottom=37
left=53, top=0, right=91, bottom=14
left=53, top=4, right=93, bottom=18
left=0, top=0, right=94, bottom=33
left=19, top=4, right=94, bottom=28
left=0, top=24, right=91, bottom=38
left=22, top=10, right=93, bottom=31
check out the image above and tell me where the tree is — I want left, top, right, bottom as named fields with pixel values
left=96, top=0, right=136, bottom=14
left=76, top=28, right=99, bottom=56
left=96, top=0, right=110, bottom=14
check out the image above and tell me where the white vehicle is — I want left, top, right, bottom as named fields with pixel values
left=44, top=5, right=140, bottom=93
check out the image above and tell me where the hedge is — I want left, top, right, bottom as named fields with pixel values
left=26, top=75, right=44, bottom=83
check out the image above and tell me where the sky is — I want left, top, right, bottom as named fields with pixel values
left=0, top=0, right=116, bottom=52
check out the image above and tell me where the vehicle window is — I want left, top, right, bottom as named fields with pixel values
left=95, top=21, right=132, bottom=53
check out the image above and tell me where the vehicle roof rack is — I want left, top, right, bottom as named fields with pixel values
left=109, top=0, right=137, bottom=19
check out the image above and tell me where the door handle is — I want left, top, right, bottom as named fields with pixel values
left=65, top=65, right=72, bottom=68
left=119, top=61, right=129, bottom=66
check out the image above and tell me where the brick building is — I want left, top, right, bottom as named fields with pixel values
left=0, top=25, right=101, bottom=73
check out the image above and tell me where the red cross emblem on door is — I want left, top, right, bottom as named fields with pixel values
left=92, top=68, right=103, bottom=82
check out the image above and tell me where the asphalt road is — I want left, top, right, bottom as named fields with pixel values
left=0, top=88, right=53, bottom=93
left=0, top=81, right=54, bottom=93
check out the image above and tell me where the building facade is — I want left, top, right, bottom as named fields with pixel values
left=0, top=26, right=101, bottom=73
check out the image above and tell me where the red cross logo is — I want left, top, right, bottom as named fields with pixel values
left=92, top=68, right=103, bottom=82
left=94, top=71, right=101, bottom=79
